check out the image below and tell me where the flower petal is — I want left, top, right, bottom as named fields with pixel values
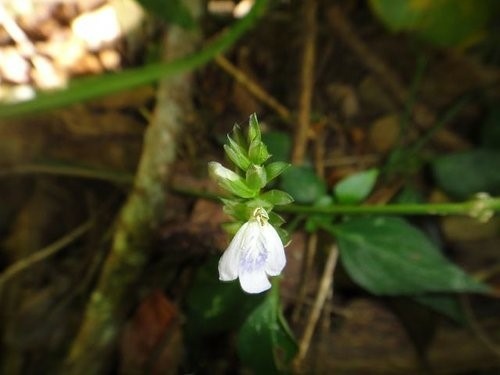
left=239, top=269, right=271, bottom=294
left=218, top=222, right=250, bottom=281
left=262, top=223, right=286, bottom=276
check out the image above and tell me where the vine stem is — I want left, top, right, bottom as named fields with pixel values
left=171, top=186, right=500, bottom=220
left=278, top=195, right=499, bottom=220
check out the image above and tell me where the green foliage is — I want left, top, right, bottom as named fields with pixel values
left=304, top=195, right=335, bottom=233
left=262, top=131, right=292, bottom=162
left=266, top=162, right=290, bottom=183
left=211, top=114, right=292, bottom=225
left=249, top=139, right=271, bottom=165
left=259, top=190, right=294, bottom=206
left=329, top=217, right=490, bottom=295
left=248, top=113, right=262, bottom=143
left=135, top=0, right=195, bottom=28
left=186, top=257, right=265, bottom=335
left=432, top=149, right=500, bottom=199
left=369, top=0, right=494, bottom=47
left=237, top=288, right=297, bottom=374
left=333, top=168, right=379, bottom=204
left=246, top=165, right=267, bottom=190
left=280, top=166, right=326, bottom=204
left=224, top=141, right=251, bottom=171
left=413, top=294, right=466, bottom=324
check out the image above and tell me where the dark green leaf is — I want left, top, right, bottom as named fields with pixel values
left=238, top=289, right=297, bottom=374
left=186, top=257, right=265, bottom=335
left=268, top=211, right=285, bottom=227
left=334, top=168, right=379, bottom=204
left=331, top=217, right=490, bottom=295
left=369, top=0, right=493, bottom=47
left=432, top=149, right=500, bottom=199
left=280, top=165, right=326, bottom=204
left=275, top=226, right=291, bottom=245
left=262, top=131, right=292, bottom=162
left=413, top=294, right=466, bottom=324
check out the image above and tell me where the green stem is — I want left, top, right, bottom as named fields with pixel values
left=0, top=0, right=267, bottom=119
left=277, top=196, right=500, bottom=220
left=171, top=186, right=500, bottom=219
left=4, top=163, right=499, bottom=219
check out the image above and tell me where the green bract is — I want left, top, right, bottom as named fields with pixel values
left=208, top=114, right=293, bottom=240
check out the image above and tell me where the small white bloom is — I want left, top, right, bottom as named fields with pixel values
left=219, top=207, right=286, bottom=294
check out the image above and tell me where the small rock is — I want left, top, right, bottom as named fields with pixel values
left=369, top=114, right=400, bottom=153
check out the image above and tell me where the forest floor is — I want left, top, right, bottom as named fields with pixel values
left=1, top=0, right=500, bottom=374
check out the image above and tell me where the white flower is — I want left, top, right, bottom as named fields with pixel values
left=219, top=207, right=286, bottom=294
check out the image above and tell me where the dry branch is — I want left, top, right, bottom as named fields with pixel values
left=63, top=1, right=202, bottom=373
left=292, top=0, right=318, bottom=164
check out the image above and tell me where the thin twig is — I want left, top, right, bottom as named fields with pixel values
left=292, top=233, right=318, bottom=324
left=215, top=55, right=292, bottom=121
left=293, top=243, right=339, bottom=370
left=291, top=0, right=317, bottom=164
left=0, top=220, right=93, bottom=290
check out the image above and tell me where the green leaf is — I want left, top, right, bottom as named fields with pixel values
left=186, top=257, right=265, bottom=335
left=220, top=178, right=257, bottom=198
left=238, top=288, right=297, bottom=374
left=265, top=162, right=290, bottom=183
left=333, top=168, right=379, bottom=204
left=222, top=200, right=253, bottom=222
left=432, top=149, right=500, bottom=199
left=225, top=135, right=251, bottom=170
left=262, top=131, right=292, bottom=162
left=136, top=0, right=195, bottom=28
left=330, top=217, right=490, bottom=295
left=280, top=165, right=326, bottom=204
left=268, top=212, right=285, bottom=227
left=369, top=0, right=494, bottom=47
left=275, top=226, right=291, bottom=245
left=249, top=139, right=271, bottom=165
left=246, top=165, right=267, bottom=190
left=413, top=294, right=466, bottom=324
left=231, top=123, right=248, bottom=150
left=259, top=190, right=294, bottom=206
left=248, top=113, right=262, bottom=143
